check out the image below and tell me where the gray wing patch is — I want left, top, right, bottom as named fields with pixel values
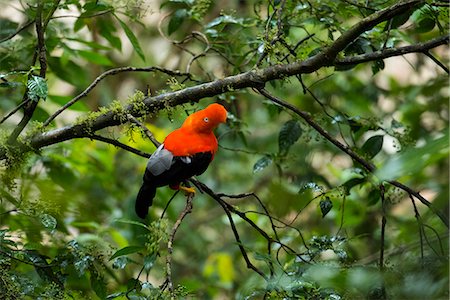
left=146, top=144, right=174, bottom=176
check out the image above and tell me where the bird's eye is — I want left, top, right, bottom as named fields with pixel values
left=203, top=117, right=209, bottom=122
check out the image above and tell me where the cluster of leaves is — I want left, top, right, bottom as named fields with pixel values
left=0, top=0, right=448, bottom=299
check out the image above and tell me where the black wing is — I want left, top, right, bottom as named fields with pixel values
left=143, top=151, right=213, bottom=187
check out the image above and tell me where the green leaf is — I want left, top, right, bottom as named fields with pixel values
left=376, top=133, right=449, bottom=181
left=97, top=18, right=122, bottom=50
left=385, top=9, right=415, bottom=31
left=367, top=188, right=381, bottom=206
left=115, top=15, right=146, bottom=62
left=342, top=177, right=366, bottom=194
left=114, top=218, right=149, bottom=230
left=278, top=120, right=302, bottom=155
left=110, top=245, right=145, bottom=261
left=320, top=197, right=333, bottom=218
left=0, top=19, right=19, bottom=40
left=27, top=75, right=48, bottom=102
left=361, top=135, right=384, bottom=158
left=253, top=156, right=272, bottom=173
left=168, top=9, right=188, bottom=35
left=77, top=50, right=113, bottom=66
left=411, top=5, right=437, bottom=33
left=371, top=59, right=385, bottom=75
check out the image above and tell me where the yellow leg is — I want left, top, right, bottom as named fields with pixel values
left=179, top=185, right=196, bottom=195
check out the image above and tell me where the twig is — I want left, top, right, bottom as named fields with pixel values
left=409, top=194, right=424, bottom=263
left=88, top=134, right=150, bottom=158
left=0, top=99, right=31, bottom=125
left=258, top=88, right=375, bottom=172
left=388, top=180, right=448, bottom=227
left=165, top=193, right=194, bottom=296
left=379, top=184, right=386, bottom=271
left=334, top=35, right=449, bottom=67
left=423, top=50, right=449, bottom=74
left=127, top=114, right=161, bottom=148
left=43, top=66, right=196, bottom=126
left=258, top=89, right=449, bottom=228
left=0, top=20, right=35, bottom=43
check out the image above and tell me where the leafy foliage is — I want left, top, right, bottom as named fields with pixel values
left=0, top=0, right=448, bottom=299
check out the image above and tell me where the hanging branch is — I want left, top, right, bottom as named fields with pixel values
left=164, top=193, right=194, bottom=295
left=256, top=89, right=449, bottom=228
left=88, top=134, right=150, bottom=158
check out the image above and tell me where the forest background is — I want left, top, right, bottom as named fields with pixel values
left=0, top=0, right=448, bottom=299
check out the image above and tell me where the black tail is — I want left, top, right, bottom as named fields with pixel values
left=135, top=183, right=156, bottom=219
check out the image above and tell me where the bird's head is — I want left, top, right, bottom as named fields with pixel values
left=183, top=103, right=227, bottom=133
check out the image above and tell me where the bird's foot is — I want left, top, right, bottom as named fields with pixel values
left=179, top=186, right=196, bottom=195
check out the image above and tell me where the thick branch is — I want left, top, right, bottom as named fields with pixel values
left=12, top=0, right=426, bottom=152
left=334, top=35, right=450, bottom=68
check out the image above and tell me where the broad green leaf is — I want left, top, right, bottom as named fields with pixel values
left=110, top=245, right=145, bottom=261
left=320, top=197, right=333, bottom=218
left=361, top=135, right=384, bottom=159
left=168, top=9, right=188, bottom=36
left=278, top=119, right=302, bottom=155
left=367, top=188, right=381, bottom=206
left=342, top=177, right=366, bottom=194
left=114, top=218, right=149, bottom=230
left=115, top=15, right=146, bottom=62
left=376, top=133, right=449, bottom=181
left=27, top=75, right=48, bottom=101
left=385, top=9, right=415, bottom=31
left=77, top=50, right=113, bottom=66
left=411, top=5, right=437, bottom=33
left=65, top=38, right=111, bottom=50
left=253, top=156, right=272, bottom=173
left=97, top=18, right=122, bottom=50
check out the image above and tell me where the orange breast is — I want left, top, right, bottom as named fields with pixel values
left=163, top=128, right=218, bottom=157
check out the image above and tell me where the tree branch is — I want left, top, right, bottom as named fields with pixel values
left=88, top=134, right=150, bottom=158
left=165, top=193, right=194, bottom=295
left=43, top=66, right=196, bottom=126
left=257, top=89, right=449, bottom=228
left=334, top=35, right=450, bottom=70
left=5, top=0, right=429, bottom=153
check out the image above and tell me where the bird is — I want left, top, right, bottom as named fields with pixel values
left=135, top=103, right=228, bottom=218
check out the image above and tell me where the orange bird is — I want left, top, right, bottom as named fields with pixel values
left=135, top=103, right=228, bottom=218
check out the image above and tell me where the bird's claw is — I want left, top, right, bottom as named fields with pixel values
left=179, top=186, right=196, bottom=195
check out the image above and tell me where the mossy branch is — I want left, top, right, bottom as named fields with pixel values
left=1, top=0, right=434, bottom=157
